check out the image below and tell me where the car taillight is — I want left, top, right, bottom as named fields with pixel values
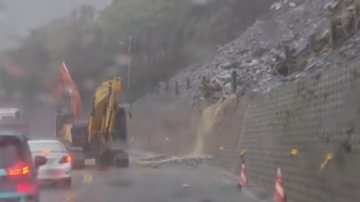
left=59, top=156, right=72, bottom=164
left=6, top=165, right=30, bottom=177
left=16, top=182, right=36, bottom=194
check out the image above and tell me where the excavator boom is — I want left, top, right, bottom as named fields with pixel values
left=87, top=77, right=121, bottom=143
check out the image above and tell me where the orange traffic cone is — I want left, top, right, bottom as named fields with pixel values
left=274, top=168, right=287, bottom=202
left=238, top=163, right=249, bottom=188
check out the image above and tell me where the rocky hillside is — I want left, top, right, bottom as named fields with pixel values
left=145, top=0, right=360, bottom=103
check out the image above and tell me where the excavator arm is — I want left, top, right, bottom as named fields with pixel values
left=87, top=77, right=121, bottom=143
left=54, top=62, right=82, bottom=138
left=54, top=62, right=81, bottom=120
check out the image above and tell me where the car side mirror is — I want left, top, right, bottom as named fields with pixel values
left=34, top=156, right=47, bottom=168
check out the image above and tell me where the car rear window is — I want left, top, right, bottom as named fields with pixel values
left=0, top=135, right=27, bottom=168
left=29, top=142, right=65, bottom=152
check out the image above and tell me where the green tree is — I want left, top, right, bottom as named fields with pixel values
left=2, top=0, right=277, bottom=102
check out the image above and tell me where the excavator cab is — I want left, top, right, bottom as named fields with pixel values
left=55, top=110, right=75, bottom=138
left=114, top=106, right=127, bottom=142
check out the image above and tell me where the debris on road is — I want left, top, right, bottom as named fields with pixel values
left=138, top=155, right=169, bottom=162
left=182, top=184, right=189, bottom=188
left=134, top=156, right=213, bottom=168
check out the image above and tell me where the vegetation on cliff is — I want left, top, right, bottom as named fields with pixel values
left=1, top=0, right=273, bottom=102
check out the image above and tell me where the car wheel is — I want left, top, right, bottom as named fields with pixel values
left=58, top=178, right=72, bottom=188
left=117, top=157, right=129, bottom=168
left=31, top=192, right=40, bottom=202
left=72, top=159, right=86, bottom=170
left=114, top=153, right=129, bottom=168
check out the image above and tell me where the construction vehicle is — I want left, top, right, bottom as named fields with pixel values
left=60, top=77, right=129, bottom=168
left=0, top=107, right=29, bottom=134
left=54, top=62, right=81, bottom=139
left=53, top=62, right=85, bottom=169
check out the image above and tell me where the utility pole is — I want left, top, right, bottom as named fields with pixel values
left=145, top=50, right=149, bottom=89
left=127, top=35, right=132, bottom=89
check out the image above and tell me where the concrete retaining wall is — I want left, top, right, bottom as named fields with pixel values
left=129, top=58, right=360, bottom=202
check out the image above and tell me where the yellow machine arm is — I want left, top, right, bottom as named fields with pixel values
left=87, top=77, right=122, bottom=143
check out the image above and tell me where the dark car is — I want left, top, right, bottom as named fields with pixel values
left=0, top=131, right=47, bottom=202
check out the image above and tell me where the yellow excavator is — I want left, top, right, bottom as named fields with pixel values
left=61, top=77, right=129, bottom=168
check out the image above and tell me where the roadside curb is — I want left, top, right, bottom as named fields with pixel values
left=129, top=150, right=160, bottom=157
left=219, top=170, right=273, bottom=202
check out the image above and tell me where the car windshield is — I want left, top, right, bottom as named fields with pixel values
left=29, top=141, right=65, bottom=152
left=0, top=135, right=27, bottom=168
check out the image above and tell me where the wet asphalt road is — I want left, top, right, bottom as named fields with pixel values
left=26, top=105, right=258, bottom=202
left=38, top=152, right=257, bottom=202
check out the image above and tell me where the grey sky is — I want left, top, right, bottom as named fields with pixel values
left=0, top=0, right=112, bottom=50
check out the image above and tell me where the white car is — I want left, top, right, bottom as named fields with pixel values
left=28, top=139, right=72, bottom=187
